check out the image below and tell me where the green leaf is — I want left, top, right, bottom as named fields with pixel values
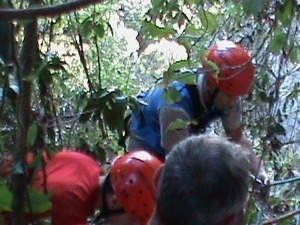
left=203, top=60, right=219, bottom=79
left=162, top=86, right=182, bottom=104
left=93, top=23, right=105, bottom=38
left=168, top=60, right=193, bottom=72
left=79, top=99, right=94, bottom=123
left=152, top=0, right=165, bottom=9
left=146, top=22, right=176, bottom=39
left=27, top=123, right=38, bottom=148
left=156, top=70, right=177, bottom=88
left=127, top=96, right=145, bottom=121
left=168, top=118, right=189, bottom=130
left=166, top=61, right=197, bottom=85
left=276, top=0, right=294, bottom=27
left=289, top=46, right=299, bottom=64
left=177, top=72, right=196, bottom=85
left=81, top=18, right=93, bottom=39
left=177, top=36, right=193, bottom=50
left=242, top=0, right=267, bottom=15
left=199, top=10, right=218, bottom=34
left=270, top=31, right=287, bottom=55
left=0, top=180, right=13, bottom=212
left=102, top=97, right=126, bottom=133
left=184, top=0, right=201, bottom=6
left=26, top=188, right=52, bottom=214
left=273, top=122, right=286, bottom=136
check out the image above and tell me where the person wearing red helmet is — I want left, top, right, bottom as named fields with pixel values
left=127, top=40, right=268, bottom=183
left=0, top=149, right=162, bottom=225
left=109, top=150, right=163, bottom=225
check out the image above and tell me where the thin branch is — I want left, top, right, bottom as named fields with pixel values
left=263, top=209, right=300, bottom=225
left=0, top=0, right=103, bottom=21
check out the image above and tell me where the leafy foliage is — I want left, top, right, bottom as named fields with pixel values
left=0, top=0, right=299, bottom=224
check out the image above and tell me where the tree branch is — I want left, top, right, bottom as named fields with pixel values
left=263, top=209, right=300, bottom=225
left=0, top=0, right=103, bottom=21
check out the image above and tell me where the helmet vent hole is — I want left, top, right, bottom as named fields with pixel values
left=143, top=203, right=148, bottom=207
left=139, top=190, right=143, bottom=194
left=129, top=179, right=133, bottom=183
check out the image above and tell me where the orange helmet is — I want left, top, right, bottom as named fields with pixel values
left=110, top=150, right=163, bottom=225
left=202, top=40, right=255, bottom=97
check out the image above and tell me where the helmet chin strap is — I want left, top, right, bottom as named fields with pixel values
left=198, top=74, right=220, bottom=112
left=207, top=85, right=220, bottom=110
left=201, top=76, right=220, bottom=108
left=98, top=174, right=125, bottom=218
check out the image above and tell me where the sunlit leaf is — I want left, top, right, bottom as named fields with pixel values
left=203, top=60, right=219, bottom=79
left=146, top=22, right=176, bottom=39
left=177, top=72, right=196, bottom=85
left=158, top=70, right=177, bottom=87
left=168, top=60, right=193, bottom=72
left=168, top=118, right=189, bottom=130
left=177, top=36, right=193, bottom=50
left=199, top=10, right=218, bottom=34
left=162, top=86, right=182, bottom=103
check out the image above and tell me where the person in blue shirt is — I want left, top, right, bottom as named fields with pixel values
left=127, top=40, right=268, bottom=183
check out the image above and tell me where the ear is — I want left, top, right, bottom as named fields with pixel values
left=217, top=210, right=246, bottom=225
left=106, top=193, right=123, bottom=210
left=152, top=165, right=164, bottom=196
left=147, top=208, right=163, bottom=225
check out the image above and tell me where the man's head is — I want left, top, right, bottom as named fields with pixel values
left=100, top=150, right=163, bottom=225
left=150, top=134, right=250, bottom=225
left=202, top=40, right=254, bottom=98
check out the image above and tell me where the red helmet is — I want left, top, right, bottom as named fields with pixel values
left=110, top=150, right=163, bottom=225
left=202, top=40, right=255, bottom=97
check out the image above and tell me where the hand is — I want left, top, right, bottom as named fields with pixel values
left=250, top=170, right=271, bottom=202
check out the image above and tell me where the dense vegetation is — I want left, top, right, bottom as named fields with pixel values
left=0, top=0, right=299, bottom=224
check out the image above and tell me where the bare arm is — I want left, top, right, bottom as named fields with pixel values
left=159, top=105, right=190, bottom=154
left=221, top=101, right=268, bottom=182
left=225, top=126, right=265, bottom=176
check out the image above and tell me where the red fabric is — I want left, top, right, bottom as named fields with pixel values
left=33, top=151, right=103, bottom=225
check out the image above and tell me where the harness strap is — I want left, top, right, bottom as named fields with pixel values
left=185, top=84, right=220, bottom=133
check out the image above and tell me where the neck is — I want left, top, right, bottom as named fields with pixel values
left=199, top=75, right=218, bottom=108
left=147, top=210, right=164, bottom=225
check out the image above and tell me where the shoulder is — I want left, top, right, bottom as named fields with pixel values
left=51, top=150, right=103, bottom=171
